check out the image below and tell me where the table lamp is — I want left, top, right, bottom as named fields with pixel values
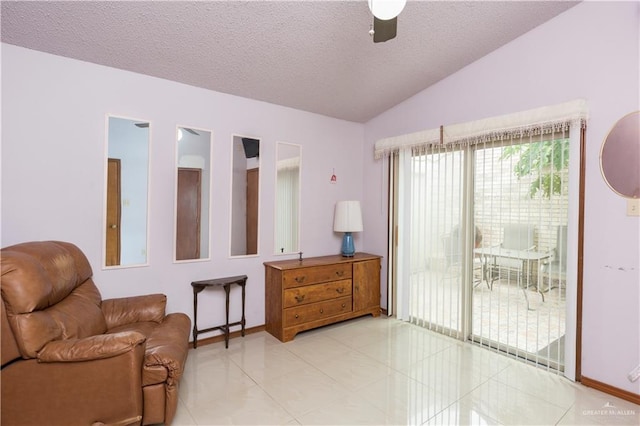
left=333, top=200, right=363, bottom=257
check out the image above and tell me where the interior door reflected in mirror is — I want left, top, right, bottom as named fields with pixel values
left=230, top=135, right=260, bottom=257
left=275, top=142, right=301, bottom=254
left=105, top=116, right=150, bottom=268
left=175, top=127, right=212, bottom=261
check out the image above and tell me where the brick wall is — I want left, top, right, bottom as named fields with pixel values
left=474, top=145, right=568, bottom=254
left=410, top=144, right=569, bottom=272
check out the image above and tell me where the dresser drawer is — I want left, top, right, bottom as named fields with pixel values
left=284, top=279, right=352, bottom=308
left=284, top=296, right=352, bottom=326
left=282, top=264, right=352, bottom=288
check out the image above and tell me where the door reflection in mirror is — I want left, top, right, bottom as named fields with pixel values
left=230, top=135, right=260, bottom=257
left=275, top=142, right=301, bottom=254
left=175, top=127, right=212, bottom=261
left=105, top=116, right=150, bottom=267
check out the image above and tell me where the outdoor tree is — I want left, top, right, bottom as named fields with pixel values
left=500, top=138, right=570, bottom=198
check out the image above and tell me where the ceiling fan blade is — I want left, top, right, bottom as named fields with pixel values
left=373, top=17, right=397, bottom=43
left=134, top=122, right=149, bottom=128
left=184, top=127, right=199, bottom=136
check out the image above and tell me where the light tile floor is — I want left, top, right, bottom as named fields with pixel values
left=174, top=316, right=639, bottom=425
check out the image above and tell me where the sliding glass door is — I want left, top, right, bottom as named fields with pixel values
left=392, top=128, right=577, bottom=375
left=471, top=133, right=569, bottom=372
left=404, top=146, right=466, bottom=338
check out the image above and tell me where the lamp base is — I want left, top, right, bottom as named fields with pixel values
left=341, top=232, right=356, bottom=257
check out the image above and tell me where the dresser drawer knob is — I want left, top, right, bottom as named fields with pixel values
left=336, top=271, right=345, bottom=277
left=295, top=294, right=305, bottom=303
left=319, top=308, right=324, bottom=314
left=341, top=303, right=346, bottom=308
left=336, top=287, right=344, bottom=294
left=294, top=276, right=305, bottom=283
left=295, top=314, right=299, bottom=319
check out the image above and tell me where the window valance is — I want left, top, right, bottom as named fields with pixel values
left=277, top=156, right=300, bottom=171
left=374, top=99, right=589, bottom=159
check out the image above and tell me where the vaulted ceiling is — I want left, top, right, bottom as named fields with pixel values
left=1, top=1, right=579, bottom=122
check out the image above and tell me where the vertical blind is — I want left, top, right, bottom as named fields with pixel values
left=275, top=160, right=300, bottom=253
left=382, top=100, right=586, bottom=378
left=405, top=144, right=466, bottom=339
left=471, top=130, right=569, bottom=372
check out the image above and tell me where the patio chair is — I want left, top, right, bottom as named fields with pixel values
left=488, top=223, right=536, bottom=287
left=442, top=228, right=462, bottom=275
left=442, top=226, right=485, bottom=287
left=539, top=225, right=568, bottom=293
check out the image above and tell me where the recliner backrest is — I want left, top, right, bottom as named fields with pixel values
left=1, top=241, right=107, bottom=359
left=556, top=225, right=568, bottom=262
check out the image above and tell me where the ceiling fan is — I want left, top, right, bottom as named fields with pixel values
left=368, top=0, right=407, bottom=43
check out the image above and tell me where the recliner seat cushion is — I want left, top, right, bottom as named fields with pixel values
left=102, top=294, right=167, bottom=329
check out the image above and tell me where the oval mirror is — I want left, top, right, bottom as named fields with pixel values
left=274, top=142, right=301, bottom=254
left=230, top=135, right=261, bottom=257
left=600, top=111, right=640, bottom=198
left=104, top=116, right=150, bottom=268
left=175, top=126, right=212, bottom=262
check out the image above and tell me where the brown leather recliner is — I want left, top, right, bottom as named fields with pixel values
left=1, top=241, right=191, bottom=426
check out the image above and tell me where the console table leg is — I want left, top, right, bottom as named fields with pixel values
left=224, top=283, right=231, bottom=349
left=193, top=289, right=199, bottom=349
left=241, top=281, right=246, bottom=337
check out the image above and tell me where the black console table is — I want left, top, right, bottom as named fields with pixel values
left=191, top=275, right=247, bottom=349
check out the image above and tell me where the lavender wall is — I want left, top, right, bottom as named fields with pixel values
left=363, top=1, right=639, bottom=394
left=1, top=43, right=364, bottom=336
left=2, top=0, right=638, bottom=397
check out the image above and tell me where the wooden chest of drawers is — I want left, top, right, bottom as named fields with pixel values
left=264, top=253, right=381, bottom=342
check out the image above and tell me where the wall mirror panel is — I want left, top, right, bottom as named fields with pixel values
left=230, top=135, right=261, bottom=257
left=600, top=111, right=640, bottom=198
left=104, top=116, right=150, bottom=268
left=274, top=142, right=301, bottom=254
left=175, top=127, right=212, bottom=262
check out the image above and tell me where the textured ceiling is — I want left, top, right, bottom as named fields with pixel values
left=1, top=1, right=579, bottom=123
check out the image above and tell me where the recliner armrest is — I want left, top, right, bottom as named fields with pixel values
left=102, top=294, right=167, bottom=329
left=3, top=336, right=146, bottom=426
left=37, top=331, right=146, bottom=363
left=144, top=313, right=191, bottom=386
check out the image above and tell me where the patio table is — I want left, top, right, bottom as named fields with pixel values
left=474, top=247, right=551, bottom=310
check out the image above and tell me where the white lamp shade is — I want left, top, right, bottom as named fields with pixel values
left=333, top=201, right=363, bottom=232
left=368, top=0, right=407, bottom=21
